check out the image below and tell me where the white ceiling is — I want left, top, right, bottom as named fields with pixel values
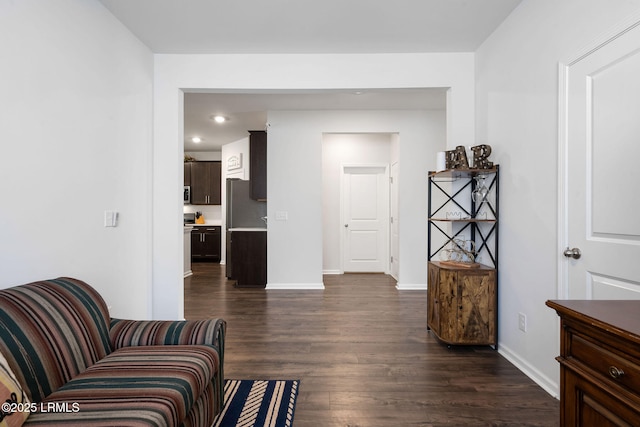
left=98, top=0, right=522, bottom=151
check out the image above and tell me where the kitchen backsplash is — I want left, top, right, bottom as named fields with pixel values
left=183, top=204, right=221, bottom=223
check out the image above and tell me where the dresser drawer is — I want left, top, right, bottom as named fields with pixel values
left=570, top=332, right=640, bottom=395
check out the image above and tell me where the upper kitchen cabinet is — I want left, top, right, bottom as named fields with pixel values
left=190, top=161, right=221, bottom=205
left=184, top=162, right=191, bottom=186
left=249, top=130, right=267, bottom=201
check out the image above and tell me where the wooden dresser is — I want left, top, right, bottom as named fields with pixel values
left=547, top=300, right=640, bottom=426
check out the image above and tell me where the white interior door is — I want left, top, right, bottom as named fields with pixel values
left=390, top=162, right=399, bottom=279
left=561, top=18, right=640, bottom=299
left=342, top=165, right=389, bottom=273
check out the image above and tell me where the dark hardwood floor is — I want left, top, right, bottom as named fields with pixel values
left=185, top=262, right=559, bottom=427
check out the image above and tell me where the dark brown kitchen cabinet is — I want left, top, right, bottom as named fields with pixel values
left=191, top=226, right=221, bottom=261
left=427, top=261, right=496, bottom=346
left=249, top=130, right=267, bottom=201
left=190, top=161, right=221, bottom=205
left=547, top=300, right=640, bottom=427
left=226, top=230, right=266, bottom=287
left=184, top=162, right=191, bottom=186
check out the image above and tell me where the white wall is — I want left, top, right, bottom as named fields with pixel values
left=475, top=0, right=640, bottom=396
left=153, top=53, right=474, bottom=317
left=268, top=109, right=446, bottom=288
left=0, top=0, right=154, bottom=318
left=321, top=120, right=445, bottom=275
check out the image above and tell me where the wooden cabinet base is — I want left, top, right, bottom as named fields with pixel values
left=191, top=226, right=221, bottom=261
left=227, top=230, right=267, bottom=288
left=427, top=261, right=496, bottom=346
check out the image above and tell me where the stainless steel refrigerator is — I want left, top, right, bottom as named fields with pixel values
left=226, top=179, right=267, bottom=229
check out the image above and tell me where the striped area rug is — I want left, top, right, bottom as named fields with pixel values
left=212, top=379, right=299, bottom=427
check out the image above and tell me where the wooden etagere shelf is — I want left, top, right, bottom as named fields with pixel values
left=428, top=167, right=499, bottom=179
left=429, top=218, right=497, bottom=223
left=427, top=165, right=499, bottom=347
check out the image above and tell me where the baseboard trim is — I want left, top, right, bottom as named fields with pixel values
left=322, top=270, right=342, bottom=275
left=266, top=282, right=325, bottom=290
left=183, top=270, right=193, bottom=278
left=396, top=283, right=427, bottom=290
left=498, top=343, right=559, bottom=399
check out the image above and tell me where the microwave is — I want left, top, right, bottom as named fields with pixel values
left=183, top=186, right=191, bottom=204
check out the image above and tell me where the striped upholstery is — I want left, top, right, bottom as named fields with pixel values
left=110, top=318, right=226, bottom=411
left=0, top=278, right=112, bottom=403
left=26, top=346, right=219, bottom=426
left=0, top=278, right=226, bottom=427
left=180, top=382, right=214, bottom=427
left=110, top=318, right=225, bottom=349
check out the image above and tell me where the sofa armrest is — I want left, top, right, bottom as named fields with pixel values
left=109, top=318, right=225, bottom=362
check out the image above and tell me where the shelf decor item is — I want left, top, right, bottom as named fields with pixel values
left=445, top=146, right=470, bottom=169
left=438, top=238, right=479, bottom=268
left=471, top=144, right=493, bottom=169
left=472, top=174, right=489, bottom=204
left=443, top=144, right=493, bottom=170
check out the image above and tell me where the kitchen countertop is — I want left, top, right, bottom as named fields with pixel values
left=228, top=227, right=267, bottom=231
left=185, top=221, right=222, bottom=227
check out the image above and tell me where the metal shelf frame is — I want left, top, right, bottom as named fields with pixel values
left=427, top=166, right=499, bottom=268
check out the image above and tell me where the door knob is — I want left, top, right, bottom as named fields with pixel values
left=344, top=224, right=349, bottom=228
left=563, top=247, right=581, bottom=259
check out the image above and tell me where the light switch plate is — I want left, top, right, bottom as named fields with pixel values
left=104, top=211, right=118, bottom=227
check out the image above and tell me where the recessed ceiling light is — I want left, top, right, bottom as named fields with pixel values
left=192, top=137, right=202, bottom=143
left=212, top=115, right=226, bottom=123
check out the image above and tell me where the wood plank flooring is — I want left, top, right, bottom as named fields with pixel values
left=185, top=262, right=559, bottom=426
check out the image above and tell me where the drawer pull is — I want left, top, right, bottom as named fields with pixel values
left=609, top=366, right=625, bottom=379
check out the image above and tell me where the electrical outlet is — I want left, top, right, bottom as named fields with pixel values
left=518, top=312, right=527, bottom=332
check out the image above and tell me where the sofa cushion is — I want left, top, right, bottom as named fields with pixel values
left=26, top=345, right=219, bottom=427
left=0, top=352, right=30, bottom=427
left=0, top=278, right=112, bottom=403
left=109, top=318, right=226, bottom=413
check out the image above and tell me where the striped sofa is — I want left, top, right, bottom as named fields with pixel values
left=0, top=277, right=226, bottom=427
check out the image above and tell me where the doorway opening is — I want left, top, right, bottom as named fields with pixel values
left=321, top=133, right=398, bottom=278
